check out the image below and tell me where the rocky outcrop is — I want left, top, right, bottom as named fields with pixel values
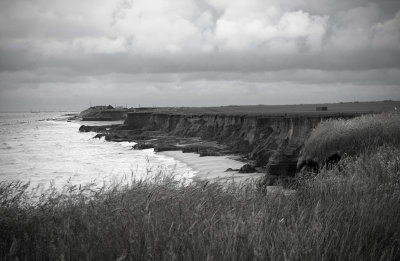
left=124, top=112, right=358, bottom=176
left=79, top=125, right=118, bottom=133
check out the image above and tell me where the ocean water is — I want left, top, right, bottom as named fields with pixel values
left=0, top=112, right=194, bottom=189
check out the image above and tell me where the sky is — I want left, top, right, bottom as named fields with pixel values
left=0, top=0, right=400, bottom=111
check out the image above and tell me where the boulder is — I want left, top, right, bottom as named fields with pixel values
left=79, top=125, right=90, bottom=132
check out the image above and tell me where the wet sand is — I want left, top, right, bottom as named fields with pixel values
left=159, top=151, right=265, bottom=183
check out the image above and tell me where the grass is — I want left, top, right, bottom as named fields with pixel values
left=300, top=112, right=400, bottom=163
left=154, top=100, right=400, bottom=115
left=1, top=144, right=400, bottom=260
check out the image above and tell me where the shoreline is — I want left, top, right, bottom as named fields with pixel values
left=71, top=117, right=262, bottom=184
left=77, top=101, right=397, bottom=179
left=159, top=151, right=264, bottom=183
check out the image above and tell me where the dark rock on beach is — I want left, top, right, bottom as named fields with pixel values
left=225, top=168, right=240, bottom=172
left=154, top=145, right=181, bottom=152
left=93, top=134, right=106, bottom=139
left=133, top=142, right=155, bottom=150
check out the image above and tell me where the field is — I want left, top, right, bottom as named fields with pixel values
left=150, top=100, right=400, bottom=116
left=1, top=112, right=400, bottom=260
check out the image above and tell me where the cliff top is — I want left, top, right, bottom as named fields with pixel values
left=126, top=100, right=400, bottom=117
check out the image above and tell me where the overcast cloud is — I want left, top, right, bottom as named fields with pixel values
left=0, top=0, right=399, bottom=111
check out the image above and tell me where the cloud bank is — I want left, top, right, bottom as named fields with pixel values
left=0, top=0, right=399, bottom=111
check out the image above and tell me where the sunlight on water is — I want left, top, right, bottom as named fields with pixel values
left=0, top=112, right=194, bottom=189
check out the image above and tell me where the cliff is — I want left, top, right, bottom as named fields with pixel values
left=124, top=112, right=357, bottom=176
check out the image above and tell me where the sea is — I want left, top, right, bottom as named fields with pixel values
left=0, top=112, right=195, bottom=190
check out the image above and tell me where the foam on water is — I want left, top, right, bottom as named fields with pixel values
left=0, top=112, right=194, bottom=189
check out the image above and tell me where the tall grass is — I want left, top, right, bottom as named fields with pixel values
left=301, top=113, right=400, bottom=163
left=1, top=145, right=400, bottom=260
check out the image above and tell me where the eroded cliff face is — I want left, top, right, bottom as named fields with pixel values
left=125, top=112, right=344, bottom=176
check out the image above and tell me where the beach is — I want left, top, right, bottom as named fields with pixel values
left=160, top=151, right=264, bottom=183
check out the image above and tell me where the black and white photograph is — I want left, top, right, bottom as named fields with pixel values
left=1, top=0, right=400, bottom=260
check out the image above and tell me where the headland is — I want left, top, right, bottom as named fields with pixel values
left=78, top=100, right=400, bottom=184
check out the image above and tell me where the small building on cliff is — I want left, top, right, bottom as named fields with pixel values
left=316, top=106, right=328, bottom=111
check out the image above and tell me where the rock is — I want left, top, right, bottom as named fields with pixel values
left=79, top=125, right=113, bottom=133
left=239, top=164, right=257, bottom=173
left=154, top=145, right=181, bottom=152
left=225, top=168, right=239, bottom=172
left=79, top=125, right=90, bottom=132
left=182, top=146, right=199, bottom=153
left=133, top=143, right=154, bottom=150
left=93, top=134, right=105, bottom=139
left=104, top=134, right=129, bottom=142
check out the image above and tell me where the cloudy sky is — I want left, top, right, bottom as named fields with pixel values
left=0, top=0, right=399, bottom=111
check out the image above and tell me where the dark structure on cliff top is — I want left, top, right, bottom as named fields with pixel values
left=316, top=106, right=328, bottom=111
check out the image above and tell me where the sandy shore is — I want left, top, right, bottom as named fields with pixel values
left=159, top=151, right=265, bottom=183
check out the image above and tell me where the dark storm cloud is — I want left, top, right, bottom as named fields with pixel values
left=0, top=0, right=399, bottom=111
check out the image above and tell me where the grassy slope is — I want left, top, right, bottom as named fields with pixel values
left=301, top=113, right=400, bottom=163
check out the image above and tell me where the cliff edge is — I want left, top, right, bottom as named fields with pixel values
left=124, top=112, right=356, bottom=176
left=80, top=101, right=400, bottom=178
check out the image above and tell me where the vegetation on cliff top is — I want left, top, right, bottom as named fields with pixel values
left=158, top=100, right=399, bottom=115
left=301, top=112, right=400, bottom=163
